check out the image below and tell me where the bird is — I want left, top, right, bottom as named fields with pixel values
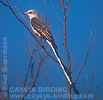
left=22, top=9, right=79, bottom=94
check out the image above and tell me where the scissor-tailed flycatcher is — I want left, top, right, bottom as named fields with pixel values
left=23, top=10, right=79, bottom=94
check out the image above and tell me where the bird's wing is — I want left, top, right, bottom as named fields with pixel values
left=31, top=17, right=53, bottom=42
left=31, top=17, right=57, bottom=48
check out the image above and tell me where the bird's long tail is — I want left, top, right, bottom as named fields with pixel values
left=46, top=40, right=79, bottom=94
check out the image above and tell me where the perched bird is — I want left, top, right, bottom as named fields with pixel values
left=23, top=10, right=79, bottom=94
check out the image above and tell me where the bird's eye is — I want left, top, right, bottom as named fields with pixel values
left=29, top=12, right=32, bottom=14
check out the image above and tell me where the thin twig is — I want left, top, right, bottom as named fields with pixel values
left=20, top=57, right=42, bottom=100
left=0, top=0, right=8, bottom=7
left=21, top=42, right=38, bottom=97
left=44, top=0, right=47, bottom=25
left=0, top=88, right=5, bottom=100
left=56, top=0, right=62, bottom=5
left=40, top=66, right=61, bottom=100
left=74, top=31, right=97, bottom=84
left=85, top=73, right=94, bottom=100
left=62, top=0, right=71, bottom=69
left=71, top=56, right=80, bottom=73
left=93, top=85, right=100, bottom=100
left=51, top=3, right=62, bottom=23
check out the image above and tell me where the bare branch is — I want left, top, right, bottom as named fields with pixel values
left=74, top=31, right=97, bottom=84
left=93, top=85, right=100, bottom=100
left=20, top=57, right=42, bottom=100
left=13, top=6, right=31, bottom=29
left=62, top=1, right=71, bottom=69
left=21, top=41, right=38, bottom=97
left=7, top=69, right=24, bottom=84
left=65, top=0, right=70, bottom=9
left=56, top=0, right=62, bottom=5
left=40, top=66, right=61, bottom=100
left=0, top=0, right=8, bottom=7
left=85, top=73, right=94, bottom=100
left=51, top=3, right=62, bottom=23
left=44, top=0, right=47, bottom=25
left=71, top=56, right=80, bottom=73
left=0, top=88, right=5, bottom=100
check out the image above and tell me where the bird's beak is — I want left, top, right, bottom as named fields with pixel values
left=22, top=12, right=28, bottom=15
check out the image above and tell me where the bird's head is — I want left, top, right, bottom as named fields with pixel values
left=22, top=10, right=40, bottom=19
